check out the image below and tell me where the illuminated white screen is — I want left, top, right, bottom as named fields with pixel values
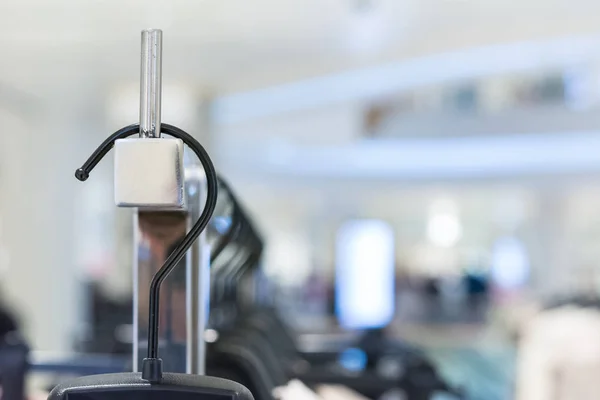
left=490, top=236, right=530, bottom=289
left=335, top=220, right=395, bottom=330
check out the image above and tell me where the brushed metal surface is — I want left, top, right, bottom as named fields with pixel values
left=114, top=138, right=184, bottom=208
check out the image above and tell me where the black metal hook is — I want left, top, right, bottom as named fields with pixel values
left=75, top=123, right=218, bottom=383
left=209, top=180, right=242, bottom=264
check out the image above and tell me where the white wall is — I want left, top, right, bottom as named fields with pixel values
left=0, top=101, right=82, bottom=351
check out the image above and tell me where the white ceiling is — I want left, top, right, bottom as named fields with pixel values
left=2, top=0, right=600, bottom=97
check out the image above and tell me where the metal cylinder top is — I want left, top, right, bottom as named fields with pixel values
left=140, top=29, right=163, bottom=138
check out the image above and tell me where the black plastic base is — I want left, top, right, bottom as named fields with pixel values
left=141, top=358, right=163, bottom=383
left=48, top=372, right=254, bottom=400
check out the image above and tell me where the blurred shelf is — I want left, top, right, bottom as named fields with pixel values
left=30, top=352, right=129, bottom=375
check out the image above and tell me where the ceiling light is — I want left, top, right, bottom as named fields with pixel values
left=427, top=199, right=462, bottom=248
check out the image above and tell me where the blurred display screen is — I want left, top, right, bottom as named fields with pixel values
left=335, top=220, right=395, bottom=330
left=338, top=348, right=367, bottom=372
left=490, top=236, right=530, bottom=290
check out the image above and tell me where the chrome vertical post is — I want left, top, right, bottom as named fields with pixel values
left=131, top=29, right=209, bottom=375
left=139, top=30, right=162, bottom=139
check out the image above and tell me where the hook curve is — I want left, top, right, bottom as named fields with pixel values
left=75, top=123, right=218, bottom=382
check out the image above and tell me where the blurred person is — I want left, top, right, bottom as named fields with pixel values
left=0, top=294, right=29, bottom=400
left=0, top=301, right=17, bottom=339
left=463, top=268, right=490, bottom=323
left=303, top=270, right=328, bottom=315
left=424, top=277, right=440, bottom=297
left=423, top=276, right=442, bottom=323
left=515, top=305, right=600, bottom=400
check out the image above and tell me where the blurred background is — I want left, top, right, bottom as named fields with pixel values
left=3, top=0, right=600, bottom=399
